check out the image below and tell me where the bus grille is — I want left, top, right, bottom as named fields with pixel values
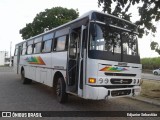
left=104, top=72, right=136, bottom=77
left=110, top=79, right=132, bottom=84
left=111, top=89, right=131, bottom=96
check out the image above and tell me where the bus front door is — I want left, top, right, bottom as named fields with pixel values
left=67, top=25, right=86, bottom=96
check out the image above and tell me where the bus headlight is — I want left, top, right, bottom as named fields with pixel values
left=104, top=78, right=109, bottom=84
left=99, top=78, right=103, bottom=84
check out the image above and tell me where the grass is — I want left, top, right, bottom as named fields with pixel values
left=141, top=57, right=160, bottom=70
left=140, top=80, right=160, bottom=100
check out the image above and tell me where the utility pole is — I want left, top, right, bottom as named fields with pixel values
left=9, top=41, right=12, bottom=67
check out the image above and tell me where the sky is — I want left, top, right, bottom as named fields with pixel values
left=0, top=0, right=159, bottom=58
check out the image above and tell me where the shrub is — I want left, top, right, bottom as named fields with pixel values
left=141, top=57, right=160, bottom=70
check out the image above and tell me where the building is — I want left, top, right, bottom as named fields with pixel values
left=0, top=51, right=10, bottom=66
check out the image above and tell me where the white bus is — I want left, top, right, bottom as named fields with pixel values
left=14, top=10, right=142, bottom=103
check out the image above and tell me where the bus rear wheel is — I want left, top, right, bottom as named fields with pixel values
left=55, top=77, right=68, bottom=103
left=21, top=70, right=32, bottom=84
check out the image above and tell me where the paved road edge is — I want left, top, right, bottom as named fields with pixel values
left=127, top=96, right=160, bottom=107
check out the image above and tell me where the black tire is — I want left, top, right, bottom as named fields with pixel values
left=55, top=77, right=68, bottom=103
left=21, top=70, right=32, bottom=84
left=154, top=71, right=158, bottom=75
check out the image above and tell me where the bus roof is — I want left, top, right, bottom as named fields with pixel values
left=17, top=10, right=136, bottom=45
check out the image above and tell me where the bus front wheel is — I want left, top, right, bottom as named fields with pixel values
left=21, top=70, right=32, bottom=84
left=56, top=77, right=68, bottom=103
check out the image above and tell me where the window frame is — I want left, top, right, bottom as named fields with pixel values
left=21, top=42, right=27, bottom=56
left=32, top=36, right=43, bottom=54
left=33, top=42, right=42, bottom=54
left=41, top=32, right=54, bottom=53
left=54, top=35, right=68, bottom=52
left=42, top=39, right=53, bottom=53
left=27, top=44, right=33, bottom=55
left=14, top=48, right=18, bottom=56
left=21, top=48, right=27, bottom=55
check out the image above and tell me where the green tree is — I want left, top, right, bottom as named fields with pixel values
left=20, top=7, right=79, bottom=39
left=98, top=0, right=160, bottom=54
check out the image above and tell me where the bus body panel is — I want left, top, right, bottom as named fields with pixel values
left=52, top=52, right=67, bottom=70
left=82, top=58, right=142, bottom=99
left=86, top=58, right=141, bottom=85
left=19, top=51, right=67, bottom=87
left=20, top=53, right=53, bottom=85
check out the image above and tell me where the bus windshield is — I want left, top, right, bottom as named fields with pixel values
left=90, top=23, right=139, bottom=56
left=89, top=18, right=140, bottom=64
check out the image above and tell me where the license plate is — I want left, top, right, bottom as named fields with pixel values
left=118, top=62, right=127, bottom=66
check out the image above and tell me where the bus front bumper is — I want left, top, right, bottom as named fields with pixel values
left=84, top=85, right=141, bottom=100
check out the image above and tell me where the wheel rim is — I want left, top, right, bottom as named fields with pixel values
left=154, top=72, right=158, bottom=75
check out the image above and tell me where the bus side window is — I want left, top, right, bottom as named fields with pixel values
left=14, top=48, right=18, bottom=56
left=34, top=36, right=43, bottom=54
left=21, top=49, right=26, bottom=55
left=21, top=42, right=27, bottom=55
left=55, top=36, right=67, bottom=51
left=42, top=39, right=52, bottom=53
left=27, top=45, right=33, bottom=54
left=34, top=42, right=41, bottom=54
left=42, top=32, right=54, bottom=52
left=27, top=40, right=34, bottom=55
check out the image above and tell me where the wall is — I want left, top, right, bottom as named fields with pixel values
left=0, top=51, right=8, bottom=66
